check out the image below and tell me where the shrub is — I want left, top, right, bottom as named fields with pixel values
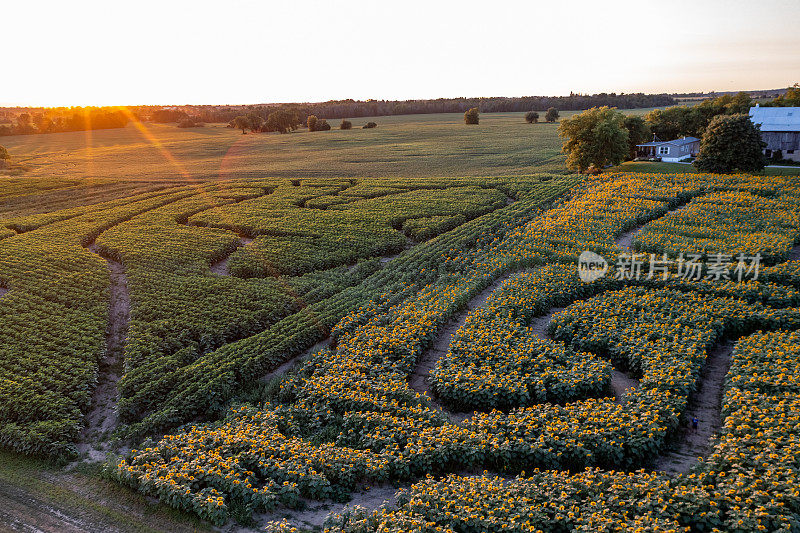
left=340, top=120, right=352, bottom=130
left=177, top=118, right=204, bottom=128
left=464, top=107, right=479, bottom=125
left=0, top=145, right=9, bottom=160
left=307, top=115, right=318, bottom=132
left=525, top=111, right=539, bottom=124
left=545, top=107, right=559, bottom=123
left=363, top=122, right=377, bottom=129
left=317, top=120, right=331, bottom=131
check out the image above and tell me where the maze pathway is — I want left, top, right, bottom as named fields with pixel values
left=77, top=242, right=130, bottom=460
left=652, top=340, right=735, bottom=473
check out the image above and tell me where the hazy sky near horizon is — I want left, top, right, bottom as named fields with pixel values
left=3, top=0, right=799, bottom=107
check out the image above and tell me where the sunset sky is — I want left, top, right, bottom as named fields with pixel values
left=3, top=0, right=799, bottom=107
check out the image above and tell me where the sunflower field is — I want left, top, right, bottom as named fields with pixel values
left=1, top=171, right=800, bottom=530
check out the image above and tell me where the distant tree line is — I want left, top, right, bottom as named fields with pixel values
left=0, top=107, right=130, bottom=136
left=138, top=92, right=681, bottom=127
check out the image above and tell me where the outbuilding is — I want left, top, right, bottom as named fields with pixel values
left=749, top=105, right=800, bottom=162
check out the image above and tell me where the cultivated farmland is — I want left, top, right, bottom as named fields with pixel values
left=1, top=169, right=799, bottom=531
left=0, top=110, right=668, bottom=182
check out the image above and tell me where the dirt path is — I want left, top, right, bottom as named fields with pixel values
left=529, top=307, right=564, bottom=341
left=615, top=200, right=696, bottom=250
left=615, top=226, right=642, bottom=250
left=259, top=337, right=331, bottom=383
left=789, top=243, right=800, bottom=260
left=409, top=272, right=518, bottom=395
left=529, top=306, right=640, bottom=403
left=210, top=236, right=254, bottom=276
left=0, top=481, right=97, bottom=533
left=610, top=369, right=640, bottom=404
left=77, top=243, right=130, bottom=461
left=408, top=270, right=535, bottom=422
left=651, top=340, right=734, bottom=473
left=236, top=484, right=400, bottom=532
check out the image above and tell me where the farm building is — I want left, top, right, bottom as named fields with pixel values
left=749, top=105, right=800, bottom=162
left=636, top=136, right=700, bottom=162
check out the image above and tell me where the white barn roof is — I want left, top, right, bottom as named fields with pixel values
left=749, top=106, right=800, bottom=132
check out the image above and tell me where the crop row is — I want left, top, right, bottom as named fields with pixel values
left=0, top=186, right=201, bottom=457
left=323, top=328, right=800, bottom=533
left=116, top=177, right=575, bottom=440
left=633, top=190, right=800, bottom=263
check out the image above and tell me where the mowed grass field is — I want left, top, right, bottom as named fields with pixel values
left=612, top=160, right=800, bottom=176
left=1, top=108, right=665, bottom=182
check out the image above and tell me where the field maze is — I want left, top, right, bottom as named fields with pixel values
left=1, top=171, right=800, bottom=531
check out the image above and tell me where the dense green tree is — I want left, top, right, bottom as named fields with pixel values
left=340, top=119, right=352, bottom=130
left=246, top=113, right=263, bottom=132
left=266, top=109, right=300, bottom=133
left=545, top=107, right=559, bottom=123
left=693, top=114, right=766, bottom=173
left=644, top=106, right=695, bottom=140
left=464, top=107, right=479, bottom=125
left=307, top=115, right=318, bottom=132
left=231, top=115, right=250, bottom=134
left=317, top=119, right=331, bottom=131
left=524, top=111, right=539, bottom=124
left=622, top=115, right=651, bottom=160
left=558, top=106, right=629, bottom=173
left=363, top=121, right=377, bottom=129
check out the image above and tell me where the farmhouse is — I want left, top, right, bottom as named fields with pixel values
left=749, top=105, right=800, bottom=162
left=636, top=136, right=700, bottom=162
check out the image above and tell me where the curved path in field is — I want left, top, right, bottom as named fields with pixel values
left=407, top=271, right=523, bottom=422
left=77, top=242, right=130, bottom=460
left=408, top=267, right=642, bottom=419
left=615, top=199, right=698, bottom=252
left=651, top=340, right=735, bottom=473
left=210, top=235, right=254, bottom=276
left=611, top=198, right=747, bottom=473
left=179, top=189, right=275, bottom=278
left=259, top=337, right=332, bottom=384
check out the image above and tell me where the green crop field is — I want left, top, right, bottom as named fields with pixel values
left=1, top=109, right=670, bottom=183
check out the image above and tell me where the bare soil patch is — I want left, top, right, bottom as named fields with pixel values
left=610, top=369, right=640, bottom=404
